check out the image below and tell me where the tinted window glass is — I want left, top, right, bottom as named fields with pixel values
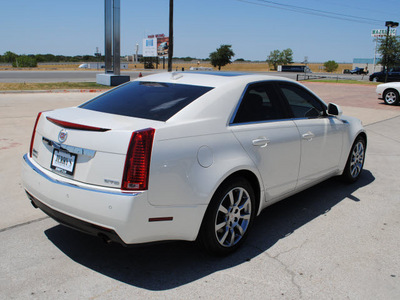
left=80, top=81, right=213, bottom=121
left=279, top=83, right=326, bottom=118
left=233, top=83, right=286, bottom=123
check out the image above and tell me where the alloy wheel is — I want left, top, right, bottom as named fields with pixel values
left=385, top=91, right=397, bottom=105
left=350, top=141, right=365, bottom=178
left=215, top=187, right=252, bottom=247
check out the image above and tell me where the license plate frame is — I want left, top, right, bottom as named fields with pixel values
left=50, top=149, right=77, bottom=176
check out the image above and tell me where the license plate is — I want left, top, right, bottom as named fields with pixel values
left=51, top=149, right=77, bottom=175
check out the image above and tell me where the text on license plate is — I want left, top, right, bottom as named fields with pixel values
left=51, top=149, right=77, bottom=175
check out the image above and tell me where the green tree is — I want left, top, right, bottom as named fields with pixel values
left=12, top=55, right=37, bottom=68
left=266, top=49, right=281, bottom=70
left=324, top=60, right=338, bottom=72
left=281, top=48, right=293, bottom=65
left=266, top=48, right=293, bottom=70
left=3, top=51, right=18, bottom=63
left=209, top=45, right=235, bottom=70
left=378, top=35, right=400, bottom=78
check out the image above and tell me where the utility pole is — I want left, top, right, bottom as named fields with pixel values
left=168, top=0, right=173, bottom=72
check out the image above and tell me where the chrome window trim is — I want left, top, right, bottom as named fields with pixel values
left=229, top=81, right=251, bottom=126
left=23, top=154, right=138, bottom=197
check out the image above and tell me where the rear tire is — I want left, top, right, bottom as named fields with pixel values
left=341, top=136, right=366, bottom=183
left=197, top=177, right=256, bottom=256
left=383, top=89, right=399, bottom=106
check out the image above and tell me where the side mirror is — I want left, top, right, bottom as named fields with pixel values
left=327, top=103, right=343, bottom=116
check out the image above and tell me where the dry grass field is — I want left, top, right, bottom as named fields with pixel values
left=0, top=82, right=111, bottom=91
left=0, top=62, right=353, bottom=74
left=170, top=62, right=353, bottom=74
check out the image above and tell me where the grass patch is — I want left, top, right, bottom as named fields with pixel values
left=0, top=82, right=112, bottom=91
left=306, top=79, right=379, bottom=85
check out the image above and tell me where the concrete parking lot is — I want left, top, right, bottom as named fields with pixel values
left=1, top=83, right=400, bottom=299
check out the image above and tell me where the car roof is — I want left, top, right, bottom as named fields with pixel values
left=137, top=71, right=295, bottom=88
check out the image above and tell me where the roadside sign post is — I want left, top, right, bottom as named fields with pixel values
left=97, top=0, right=130, bottom=86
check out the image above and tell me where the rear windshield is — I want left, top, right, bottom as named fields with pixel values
left=80, top=81, right=213, bottom=121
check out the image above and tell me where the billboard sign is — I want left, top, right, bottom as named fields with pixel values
left=371, top=29, right=396, bottom=37
left=143, top=34, right=169, bottom=57
left=157, top=36, right=169, bottom=57
left=143, top=38, right=157, bottom=57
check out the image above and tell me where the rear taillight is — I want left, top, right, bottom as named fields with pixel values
left=122, top=128, right=155, bottom=191
left=29, top=112, right=42, bottom=157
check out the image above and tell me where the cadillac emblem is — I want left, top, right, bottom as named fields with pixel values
left=58, top=129, right=68, bottom=143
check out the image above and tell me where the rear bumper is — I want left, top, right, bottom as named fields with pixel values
left=22, top=154, right=207, bottom=245
left=26, top=190, right=126, bottom=245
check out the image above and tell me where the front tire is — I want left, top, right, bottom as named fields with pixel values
left=383, top=89, right=399, bottom=105
left=342, top=136, right=366, bottom=183
left=197, top=177, right=256, bottom=255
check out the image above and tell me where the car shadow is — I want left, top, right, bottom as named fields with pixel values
left=45, top=170, right=375, bottom=291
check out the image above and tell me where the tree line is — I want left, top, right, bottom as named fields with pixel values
left=210, top=36, right=400, bottom=73
left=3, top=36, right=399, bottom=70
left=0, top=51, right=104, bottom=67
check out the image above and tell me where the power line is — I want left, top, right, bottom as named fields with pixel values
left=236, top=0, right=384, bottom=26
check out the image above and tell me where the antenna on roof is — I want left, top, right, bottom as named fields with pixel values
left=171, top=72, right=183, bottom=80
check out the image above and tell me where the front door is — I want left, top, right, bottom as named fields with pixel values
left=230, top=82, right=301, bottom=201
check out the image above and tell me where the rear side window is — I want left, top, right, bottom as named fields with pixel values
left=80, top=81, right=213, bottom=121
left=232, top=82, right=286, bottom=124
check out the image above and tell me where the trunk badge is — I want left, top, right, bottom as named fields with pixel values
left=58, top=129, right=68, bottom=143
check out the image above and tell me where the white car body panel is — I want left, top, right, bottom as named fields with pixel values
left=294, top=117, right=345, bottom=187
left=22, top=72, right=366, bottom=246
left=376, top=82, right=400, bottom=99
left=22, top=156, right=207, bottom=243
left=231, top=120, right=301, bottom=201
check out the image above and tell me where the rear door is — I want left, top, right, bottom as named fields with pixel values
left=230, top=82, right=301, bottom=201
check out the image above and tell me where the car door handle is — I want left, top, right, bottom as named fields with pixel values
left=252, top=137, right=270, bottom=148
left=302, top=131, right=315, bottom=141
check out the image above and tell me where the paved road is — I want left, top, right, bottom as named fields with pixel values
left=1, top=84, right=399, bottom=299
left=0, top=70, right=369, bottom=83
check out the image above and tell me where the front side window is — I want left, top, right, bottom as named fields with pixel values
left=278, top=83, right=326, bottom=118
left=233, top=83, right=286, bottom=124
left=80, top=81, right=213, bottom=121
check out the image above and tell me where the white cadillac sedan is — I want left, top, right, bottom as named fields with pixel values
left=22, top=72, right=366, bottom=255
left=376, top=82, right=400, bottom=105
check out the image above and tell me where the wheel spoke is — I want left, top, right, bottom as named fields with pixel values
left=239, top=197, right=250, bottom=211
left=234, top=189, right=243, bottom=206
left=219, top=229, right=229, bottom=245
left=228, top=191, right=234, bottom=206
left=241, top=212, right=251, bottom=220
left=218, top=205, right=228, bottom=214
left=215, top=221, right=227, bottom=231
left=229, top=229, right=235, bottom=245
left=235, top=223, right=244, bottom=235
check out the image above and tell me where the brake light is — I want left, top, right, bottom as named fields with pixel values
left=122, top=128, right=155, bottom=191
left=30, top=112, right=42, bottom=157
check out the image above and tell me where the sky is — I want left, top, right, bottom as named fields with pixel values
left=0, top=0, right=399, bottom=63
